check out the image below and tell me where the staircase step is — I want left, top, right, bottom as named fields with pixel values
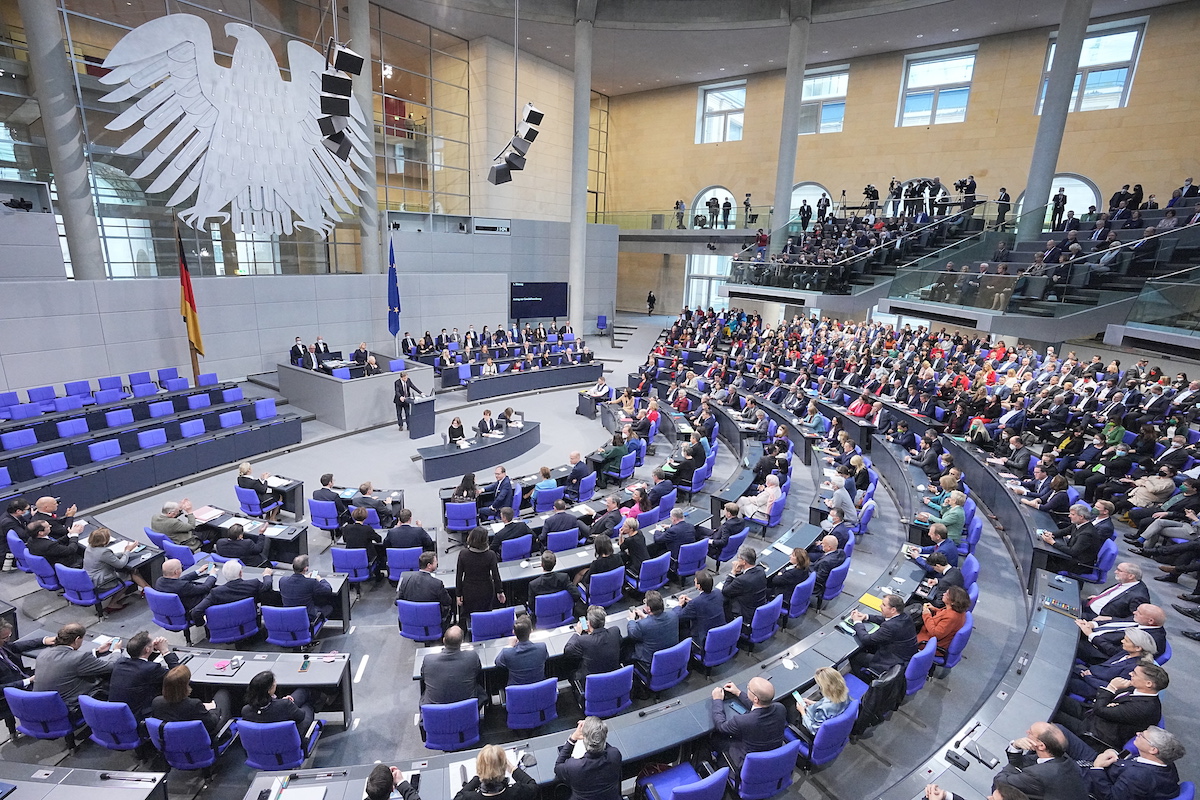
left=246, top=372, right=279, bottom=392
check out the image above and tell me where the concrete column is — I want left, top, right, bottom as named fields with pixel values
left=348, top=0, right=382, bottom=274
left=18, top=0, right=104, bottom=280
left=769, top=0, right=812, bottom=251
left=1016, top=0, right=1093, bottom=241
left=567, top=17, right=592, bottom=330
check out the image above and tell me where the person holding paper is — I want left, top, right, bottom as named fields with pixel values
left=453, top=744, right=537, bottom=800
left=554, top=717, right=623, bottom=800
left=237, top=462, right=281, bottom=522
left=83, top=527, right=149, bottom=608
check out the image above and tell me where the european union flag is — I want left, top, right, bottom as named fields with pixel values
left=387, top=238, right=401, bottom=337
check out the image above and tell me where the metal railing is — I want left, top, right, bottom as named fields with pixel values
left=591, top=206, right=774, bottom=231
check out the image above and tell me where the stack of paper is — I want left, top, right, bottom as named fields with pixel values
left=193, top=506, right=222, bottom=523
left=265, top=476, right=291, bottom=489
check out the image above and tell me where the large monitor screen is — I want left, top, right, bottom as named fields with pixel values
left=510, top=282, right=568, bottom=320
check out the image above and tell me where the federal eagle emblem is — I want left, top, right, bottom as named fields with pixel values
left=100, top=14, right=370, bottom=238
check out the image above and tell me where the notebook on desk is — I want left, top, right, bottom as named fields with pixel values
left=193, top=506, right=223, bottom=523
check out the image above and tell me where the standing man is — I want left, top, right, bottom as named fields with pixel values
left=799, top=200, right=813, bottom=232
left=995, top=187, right=1011, bottom=230
left=707, top=197, right=719, bottom=228
left=743, top=194, right=752, bottom=226
left=647, top=291, right=656, bottom=315
left=397, top=552, right=452, bottom=630
left=1051, top=188, right=1068, bottom=232
left=817, top=193, right=830, bottom=221
left=721, top=197, right=732, bottom=229
left=392, top=370, right=423, bottom=432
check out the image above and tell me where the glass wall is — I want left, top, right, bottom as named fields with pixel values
left=588, top=91, right=608, bottom=221
left=0, top=0, right=469, bottom=277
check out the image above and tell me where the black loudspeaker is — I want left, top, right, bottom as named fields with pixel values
left=323, top=132, right=352, bottom=161
left=522, top=102, right=544, bottom=126
left=331, top=45, right=364, bottom=76
left=319, top=115, right=347, bottom=137
left=321, top=72, right=353, bottom=96
left=488, top=163, right=512, bottom=185
left=511, top=134, right=532, bottom=155
left=321, top=94, right=351, bottom=117
left=504, top=151, right=526, bottom=171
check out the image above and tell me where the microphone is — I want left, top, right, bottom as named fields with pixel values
left=639, top=700, right=683, bottom=717
left=99, top=774, right=158, bottom=783
left=954, top=721, right=980, bottom=749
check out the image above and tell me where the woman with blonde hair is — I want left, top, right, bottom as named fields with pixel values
left=798, top=667, right=851, bottom=738
left=453, top=744, right=537, bottom=800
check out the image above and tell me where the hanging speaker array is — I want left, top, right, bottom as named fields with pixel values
left=319, top=41, right=364, bottom=161
left=488, top=103, right=544, bottom=185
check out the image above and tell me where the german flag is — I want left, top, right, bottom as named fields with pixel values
left=177, top=232, right=204, bottom=356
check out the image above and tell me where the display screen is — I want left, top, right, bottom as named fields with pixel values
left=510, top=282, right=568, bottom=320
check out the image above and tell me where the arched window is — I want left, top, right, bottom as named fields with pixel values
left=691, top=186, right=734, bottom=230
left=790, top=181, right=831, bottom=220
left=1016, top=173, right=1102, bottom=220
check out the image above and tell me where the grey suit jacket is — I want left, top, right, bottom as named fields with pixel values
left=34, top=645, right=115, bottom=710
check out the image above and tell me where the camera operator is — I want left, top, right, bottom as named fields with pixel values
left=863, top=184, right=880, bottom=213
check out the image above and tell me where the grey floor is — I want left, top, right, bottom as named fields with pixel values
left=0, top=312, right=1196, bottom=799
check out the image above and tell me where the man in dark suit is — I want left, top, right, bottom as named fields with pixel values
left=721, top=545, right=767, bottom=623
left=651, top=508, right=696, bottom=559
left=289, top=337, right=306, bottom=365
left=923, top=554, right=965, bottom=607
left=419, top=626, right=486, bottom=708
left=33, top=623, right=117, bottom=713
left=811, top=535, right=848, bottom=600
left=1082, top=562, right=1150, bottom=621
left=708, top=503, right=747, bottom=560
left=213, top=523, right=270, bottom=567
left=812, top=508, right=853, bottom=552
left=300, top=345, right=320, bottom=371
left=626, top=590, right=680, bottom=673
left=477, top=410, right=498, bottom=435
left=528, top=551, right=584, bottom=617
left=191, top=559, right=276, bottom=624
left=492, top=507, right=533, bottom=556
left=554, top=717, right=623, bottom=800
left=1041, top=503, right=1104, bottom=573
left=1054, top=663, right=1168, bottom=750
left=108, top=630, right=180, bottom=718
left=153, top=558, right=216, bottom=614
left=645, top=469, right=674, bottom=509
left=566, top=451, right=593, bottom=499
left=383, top=509, right=435, bottom=551
left=848, top=593, right=919, bottom=679
left=278, top=555, right=334, bottom=623
left=541, top=500, right=586, bottom=548
left=397, top=552, right=452, bottom=630
left=0, top=621, right=52, bottom=703
left=992, top=721, right=1087, bottom=800
left=1082, top=725, right=1184, bottom=800
left=494, top=615, right=548, bottom=687
left=588, top=495, right=624, bottom=540
left=564, top=606, right=622, bottom=684
left=484, top=466, right=515, bottom=520
left=1075, top=603, right=1167, bottom=664
left=351, top=482, right=394, bottom=528
left=24, top=520, right=83, bottom=568
left=674, top=570, right=726, bottom=645
left=392, top=371, right=422, bottom=431
left=709, top=677, right=787, bottom=772
left=313, top=474, right=349, bottom=524
left=912, top=524, right=959, bottom=572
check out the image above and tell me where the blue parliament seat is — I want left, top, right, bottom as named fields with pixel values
left=505, top=677, right=559, bottom=731
left=533, top=590, right=574, bottom=629
left=635, top=638, right=691, bottom=695
left=420, top=699, right=480, bottom=751
left=470, top=607, right=515, bottom=642
left=3, top=688, right=83, bottom=748
left=386, top=547, right=422, bottom=581
left=146, top=587, right=194, bottom=645
left=79, top=696, right=144, bottom=752
left=204, top=598, right=261, bottom=644
left=397, top=600, right=444, bottom=642
left=580, top=567, right=624, bottom=608
left=500, top=534, right=533, bottom=562
left=793, top=698, right=858, bottom=771
left=57, top=563, right=129, bottom=617
left=782, top=573, right=816, bottom=624
left=581, top=665, right=634, bottom=718
left=263, top=605, right=323, bottom=649
left=239, top=719, right=325, bottom=770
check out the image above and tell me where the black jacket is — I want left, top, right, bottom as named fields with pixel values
left=995, top=752, right=1087, bottom=800
left=554, top=741, right=622, bottom=800
left=721, top=564, right=767, bottom=622
left=852, top=613, right=919, bottom=675
left=108, top=652, right=181, bottom=717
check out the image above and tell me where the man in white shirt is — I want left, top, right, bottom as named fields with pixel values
left=1081, top=563, right=1150, bottom=621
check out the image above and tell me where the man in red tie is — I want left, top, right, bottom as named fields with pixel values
left=1081, top=562, right=1150, bottom=621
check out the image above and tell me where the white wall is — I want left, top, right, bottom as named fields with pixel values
left=0, top=221, right=619, bottom=394
left=0, top=210, right=67, bottom=280
left=468, top=36, right=575, bottom=222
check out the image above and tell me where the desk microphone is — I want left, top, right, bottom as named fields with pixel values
left=638, top=700, right=682, bottom=717
left=288, top=772, right=347, bottom=781
left=99, top=774, right=158, bottom=783
left=955, top=721, right=980, bottom=749
left=1016, top=651, right=1030, bottom=675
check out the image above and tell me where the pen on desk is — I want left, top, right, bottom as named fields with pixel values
left=638, top=699, right=682, bottom=717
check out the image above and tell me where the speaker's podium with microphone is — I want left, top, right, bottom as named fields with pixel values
left=407, top=395, right=435, bottom=439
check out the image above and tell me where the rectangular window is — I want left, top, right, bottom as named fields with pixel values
left=798, top=69, right=848, bottom=135
left=898, top=51, right=976, bottom=127
left=697, top=82, right=746, bottom=143
left=1037, top=24, right=1143, bottom=113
